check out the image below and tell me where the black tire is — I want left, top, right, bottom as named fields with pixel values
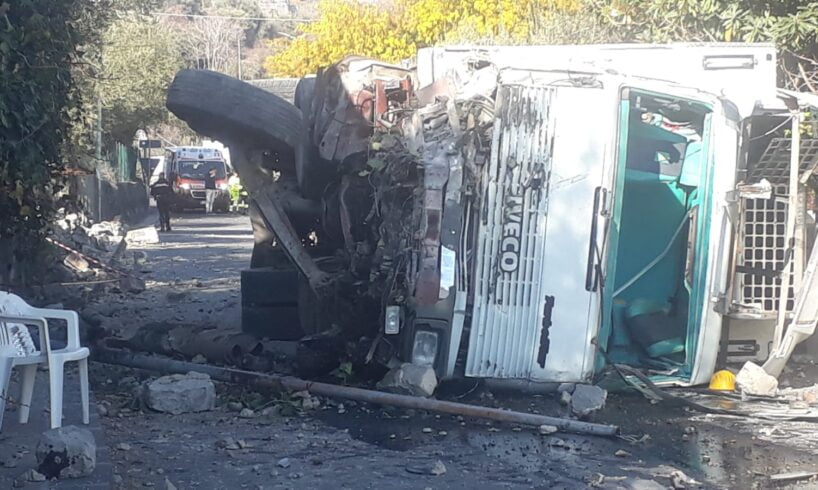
left=167, top=69, right=305, bottom=155
left=167, top=70, right=324, bottom=200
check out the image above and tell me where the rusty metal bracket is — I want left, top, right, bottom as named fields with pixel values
left=251, top=184, right=334, bottom=299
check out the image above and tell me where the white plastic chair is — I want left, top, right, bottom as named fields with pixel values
left=0, top=292, right=90, bottom=430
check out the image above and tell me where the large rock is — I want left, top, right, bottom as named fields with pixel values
left=377, top=363, right=438, bottom=397
left=569, top=384, right=607, bottom=418
left=143, top=372, right=216, bottom=414
left=736, top=361, right=778, bottom=396
left=36, top=425, right=96, bottom=479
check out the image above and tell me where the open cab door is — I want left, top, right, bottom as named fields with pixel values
left=600, top=80, right=739, bottom=386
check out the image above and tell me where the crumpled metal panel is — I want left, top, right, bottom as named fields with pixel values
left=465, top=84, right=556, bottom=378
left=308, top=57, right=414, bottom=164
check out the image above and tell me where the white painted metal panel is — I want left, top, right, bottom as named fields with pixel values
left=418, top=43, right=776, bottom=119
left=465, top=83, right=616, bottom=382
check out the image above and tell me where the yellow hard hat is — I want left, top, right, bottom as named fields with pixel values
left=709, top=370, right=736, bottom=391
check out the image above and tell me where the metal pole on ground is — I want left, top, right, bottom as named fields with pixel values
left=92, top=348, right=618, bottom=437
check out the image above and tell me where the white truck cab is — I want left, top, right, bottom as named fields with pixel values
left=406, top=43, right=816, bottom=386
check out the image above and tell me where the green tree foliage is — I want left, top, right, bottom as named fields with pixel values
left=586, top=0, right=818, bottom=91
left=0, top=0, right=109, bottom=281
left=99, top=18, right=185, bottom=143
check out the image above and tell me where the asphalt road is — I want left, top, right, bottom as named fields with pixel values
left=86, top=210, right=818, bottom=489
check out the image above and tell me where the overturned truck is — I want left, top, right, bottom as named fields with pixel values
left=167, top=43, right=818, bottom=387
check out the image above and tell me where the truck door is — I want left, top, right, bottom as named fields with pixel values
left=465, top=81, right=619, bottom=382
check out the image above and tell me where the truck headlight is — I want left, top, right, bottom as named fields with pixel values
left=411, top=330, right=438, bottom=367
left=179, top=183, right=191, bottom=190
left=384, top=306, right=401, bottom=334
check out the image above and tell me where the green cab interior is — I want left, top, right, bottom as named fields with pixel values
left=601, top=88, right=714, bottom=381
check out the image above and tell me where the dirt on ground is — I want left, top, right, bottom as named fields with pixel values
left=80, top=211, right=818, bottom=489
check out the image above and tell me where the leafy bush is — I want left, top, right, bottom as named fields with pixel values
left=0, top=0, right=108, bottom=283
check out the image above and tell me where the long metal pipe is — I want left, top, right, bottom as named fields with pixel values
left=92, top=348, right=618, bottom=437
left=773, top=112, right=802, bottom=350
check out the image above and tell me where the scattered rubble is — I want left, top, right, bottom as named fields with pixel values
left=776, top=384, right=818, bottom=404
left=63, top=252, right=90, bottom=273
left=119, top=275, right=146, bottom=293
left=736, top=361, right=778, bottom=396
left=142, top=372, right=216, bottom=415
left=538, top=425, right=558, bottom=435
left=568, top=385, right=608, bottom=418
left=376, top=363, right=438, bottom=398
left=560, top=391, right=572, bottom=406
left=430, top=460, right=447, bottom=476
left=36, top=425, right=97, bottom=479
left=20, top=469, right=46, bottom=482
left=406, top=460, right=447, bottom=476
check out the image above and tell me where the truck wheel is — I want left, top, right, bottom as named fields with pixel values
left=167, top=70, right=305, bottom=157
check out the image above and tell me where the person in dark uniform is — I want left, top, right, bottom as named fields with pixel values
left=150, top=175, right=174, bottom=232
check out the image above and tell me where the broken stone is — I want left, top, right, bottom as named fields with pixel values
left=277, top=458, right=291, bottom=469
left=430, top=460, right=447, bottom=476
left=239, top=408, right=256, bottom=418
left=614, top=449, right=631, bottom=458
left=376, top=363, right=438, bottom=397
left=422, top=427, right=433, bottom=434
left=736, top=361, right=778, bottom=396
left=21, top=469, right=46, bottom=482
left=227, top=401, right=243, bottom=412
left=670, top=470, right=697, bottom=489
left=557, top=383, right=575, bottom=394
left=115, top=442, right=132, bottom=451
left=125, top=226, right=160, bottom=245
left=191, top=354, right=207, bottom=364
left=569, top=385, right=607, bottom=418
left=142, top=372, right=216, bottom=415
left=260, top=406, right=280, bottom=417
left=133, top=251, right=148, bottom=265
left=64, top=252, right=90, bottom=273
left=165, top=477, right=178, bottom=490
left=538, top=425, right=558, bottom=435
left=36, top=425, right=96, bottom=479
left=559, top=390, right=572, bottom=406
left=216, top=437, right=241, bottom=450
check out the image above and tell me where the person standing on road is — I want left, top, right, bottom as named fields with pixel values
left=204, top=167, right=218, bottom=213
left=150, top=175, right=174, bottom=232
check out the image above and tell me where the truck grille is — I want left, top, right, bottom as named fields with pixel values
left=738, top=138, right=818, bottom=314
left=465, top=85, right=556, bottom=378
